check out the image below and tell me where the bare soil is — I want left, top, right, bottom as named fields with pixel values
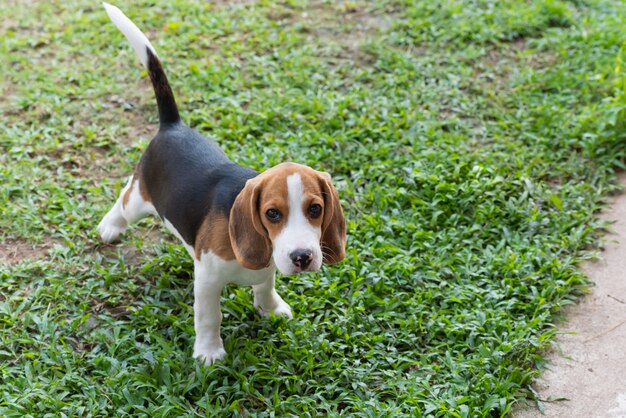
left=0, top=238, right=57, bottom=265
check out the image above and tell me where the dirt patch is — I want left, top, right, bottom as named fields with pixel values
left=0, top=84, right=18, bottom=106
left=513, top=173, right=626, bottom=418
left=0, top=238, right=57, bottom=265
left=99, top=76, right=159, bottom=145
left=318, top=7, right=392, bottom=46
left=287, top=1, right=394, bottom=66
left=473, top=39, right=557, bottom=91
left=96, top=224, right=168, bottom=266
left=211, top=0, right=259, bottom=5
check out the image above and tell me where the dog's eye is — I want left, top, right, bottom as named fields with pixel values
left=308, top=204, right=322, bottom=218
left=266, top=208, right=282, bottom=223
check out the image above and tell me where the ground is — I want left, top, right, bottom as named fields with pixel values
left=514, top=174, right=626, bottom=418
left=2, top=0, right=626, bottom=416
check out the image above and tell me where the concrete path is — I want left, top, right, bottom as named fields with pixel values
left=514, top=175, right=626, bottom=418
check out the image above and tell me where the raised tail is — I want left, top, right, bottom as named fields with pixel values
left=103, top=2, right=180, bottom=126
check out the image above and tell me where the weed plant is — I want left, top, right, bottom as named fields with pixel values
left=2, top=0, right=626, bottom=416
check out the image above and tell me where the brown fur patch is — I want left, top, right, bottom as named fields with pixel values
left=317, top=171, right=346, bottom=264
left=195, top=213, right=236, bottom=261
left=136, top=172, right=152, bottom=203
left=256, top=163, right=326, bottom=240
left=121, top=172, right=152, bottom=210
left=229, top=176, right=273, bottom=269
left=210, top=162, right=346, bottom=268
left=256, top=166, right=291, bottom=241
left=121, top=178, right=133, bottom=209
left=266, top=163, right=345, bottom=264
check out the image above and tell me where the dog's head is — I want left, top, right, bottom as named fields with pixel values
left=229, top=162, right=346, bottom=275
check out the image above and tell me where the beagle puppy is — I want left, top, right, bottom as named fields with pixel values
left=98, top=3, right=346, bottom=364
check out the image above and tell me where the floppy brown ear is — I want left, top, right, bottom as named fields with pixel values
left=318, top=171, right=346, bottom=264
left=229, top=178, right=272, bottom=270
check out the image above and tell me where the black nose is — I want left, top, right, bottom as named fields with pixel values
left=290, top=249, right=313, bottom=269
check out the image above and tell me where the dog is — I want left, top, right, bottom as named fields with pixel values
left=98, top=3, right=346, bottom=364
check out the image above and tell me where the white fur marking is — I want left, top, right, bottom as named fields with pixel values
left=192, top=253, right=226, bottom=364
left=98, top=177, right=156, bottom=243
left=252, top=275, right=292, bottom=319
left=272, top=173, right=322, bottom=275
left=122, top=179, right=157, bottom=221
left=192, top=250, right=282, bottom=365
left=163, top=218, right=195, bottom=258
left=103, top=2, right=158, bottom=68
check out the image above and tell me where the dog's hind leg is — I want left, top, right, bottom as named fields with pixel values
left=98, top=175, right=156, bottom=243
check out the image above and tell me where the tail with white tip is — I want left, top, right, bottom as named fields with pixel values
left=103, top=2, right=180, bottom=126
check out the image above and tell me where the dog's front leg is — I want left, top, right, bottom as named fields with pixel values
left=252, top=273, right=292, bottom=319
left=192, top=260, right=226, bottom=365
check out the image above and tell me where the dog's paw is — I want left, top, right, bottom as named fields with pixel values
left=193, top=346, right=226, bottom=365
left=97, top=216, right=127, bottom=243
left=255, top=296, right=293, bottom=319
left=271, top=300, right=293, bottom=319
left=98, top=224, right=125, bottom=243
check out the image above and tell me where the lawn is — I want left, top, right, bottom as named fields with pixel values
left=2, top=0, right=626, bottom=416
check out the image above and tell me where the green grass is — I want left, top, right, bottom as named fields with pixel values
left=2, top=0, right=626, bottom=416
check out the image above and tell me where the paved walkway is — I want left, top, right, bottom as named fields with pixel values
left=514, top=175, right=626, bottom=418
